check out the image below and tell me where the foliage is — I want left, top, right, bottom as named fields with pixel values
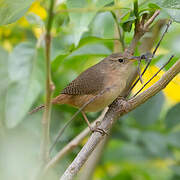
left=0, top=0, right=180, bottom=179
left=0, top=0, right=34, bottom=25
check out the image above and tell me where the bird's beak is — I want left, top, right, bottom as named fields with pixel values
left=129, top=52, right=153, bottom=61
left=128, top=56, right=141, bottom=61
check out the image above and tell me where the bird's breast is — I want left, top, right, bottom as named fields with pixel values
left=67, top=77, right=126, bottom=112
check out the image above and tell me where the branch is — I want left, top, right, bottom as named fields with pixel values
left=60, top=59, right=180, bottom=180
left=78, top=137, right=108, bottom=180
left=125, top=10, right=160, bottom=55
left=42, top=0, right=55, bottom=163
left=43, top=108, right=107, bottom=173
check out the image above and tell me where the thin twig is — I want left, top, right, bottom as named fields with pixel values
left=144, top=10, right=161, bottom=30
left=132, top=55, right=174, bottom=97
left=128, top=20, right=172, bottom=95
left=137, top=60, right=143, bottom=84
left=152, top=20, right=172, bottom=55
left=60, top=59, right=180, bottom=180
left=49, top=85, right=114, bottom=153
left=42, top=0, right=55, bottom=163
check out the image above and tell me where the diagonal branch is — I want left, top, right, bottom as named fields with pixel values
left=43, top=108, right=108, bottom=173
left=60, top=58, right=180, bottom=180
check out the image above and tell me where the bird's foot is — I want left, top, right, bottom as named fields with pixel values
left=110, top=96, right=130, bottom=113
left=91, top=127, right=108, bottom=136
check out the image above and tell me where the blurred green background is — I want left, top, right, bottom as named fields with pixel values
left=0, top=0, right=180, bottom=179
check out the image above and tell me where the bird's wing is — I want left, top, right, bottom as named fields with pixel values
left=61, top=64, right=105, bottom=95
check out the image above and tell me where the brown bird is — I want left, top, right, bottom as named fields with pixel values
left=30, top=52, right=140, bottom=132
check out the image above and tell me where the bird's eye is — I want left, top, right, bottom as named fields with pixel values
left=118, top=59, right=124, bottom=63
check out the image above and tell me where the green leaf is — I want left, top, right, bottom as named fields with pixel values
left=120, top=11, right=136, bottom=24
left=5, top=43, right=45, bottom=128
left=69, top=43, right=111, bottom=57
left=171, top=166, right=180, bottom=176
left=67, top=0, right=113, bottom=46
left=91, top=12, right=115, bottom=39
left=52, top=42, right=111, bottom=72
left=122, top=21, right=133, bottom=32
left=26, top=13, right=44, bottom=27
left=0, top=46, right=9, bottom=95
left=114, top=126, right=141, bottom=143
left=155, top=0, right=180, bottom=9
left=148, top=3, right=161, bottom=10
left=140, top=131, right=169, bottom=157
left=121, top=11, right=136, bottom=32
left=165, top=103, right=180, bottom=129
left=152, top=0, right=180, bottom=22
left=0, top=47, right=9, bottom=127
left=131, top=92, right=164, bottom=126
left=78, top=36, right=113, bottom=48
left=0, top=0, right=34, bottom=25
left=167, top=131, right=180, bottom=148
left=104, top=140, right=148, bottom=162
left=51, top=36, right=74, bottom=60
left=164, top=8, right=180, bottom=23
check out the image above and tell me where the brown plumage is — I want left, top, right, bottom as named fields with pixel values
left=29, top=53, right=138, bottom=114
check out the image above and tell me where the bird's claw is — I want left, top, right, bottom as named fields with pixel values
left=91, top=127, right=108, bottom=136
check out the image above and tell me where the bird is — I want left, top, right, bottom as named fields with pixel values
left=30, top=52, right=140, bottom=133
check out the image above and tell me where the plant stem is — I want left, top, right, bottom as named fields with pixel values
left=134, top=0, right=140, bottom=39
left=134, top=0, right=139, bottom=18
left=46, top=0, right=55, bottom=34
left=42, top=0, right=55, bottom=164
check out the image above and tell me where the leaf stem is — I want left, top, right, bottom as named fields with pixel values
left=42, top=0, right=55, bottom=164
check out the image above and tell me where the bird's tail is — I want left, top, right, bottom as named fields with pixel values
left=29, top=94, right=68, bottom=114
left=29, top=104, right=45, bottom=114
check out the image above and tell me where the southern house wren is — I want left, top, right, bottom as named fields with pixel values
left=30, top=53, right=139, bottom=132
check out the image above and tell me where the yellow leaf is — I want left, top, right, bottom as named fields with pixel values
left=18, top=1, right=47, bottom=27
left=163, top=75, right=180, bottom=104
left=155, top=47, right=169, bottom=55
left=0, top=26, right=13, bottom=37
left=132, top=66, right=161, bottom=92
left=153, top=158, right=174, bottom=169
left=3, top=28, right=11, bottom=37
left=32, top=27, right=44, bottom=38
left=29, top=1, right=47, bottom=20
left=3, top=40, right=12, bottom=52
left=18, top=17, right=29, bottom=27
